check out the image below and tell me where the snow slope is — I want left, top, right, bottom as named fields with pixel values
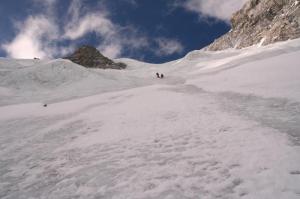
left=1, top=39, right=300, bottom=199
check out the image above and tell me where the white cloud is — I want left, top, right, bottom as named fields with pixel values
left=2, top=0, right=116, bottom=59
left=117, top=27, right=150, bottom=50
left=64, top=13, right=115, bottom=40
left=63, top=0, right=151, bottom=59
left=2, top=0, right=184, bottom=60
left=31, top=0, right=58, bottom=16
left=64, top=0, right=116, bottom=40
left=97, top=35, right=150, bottom=59
left=2, top=16, right=58, bottom=59
left=64, top=0, right=149, bottom=59
left=99, top=43, right=122, bottom=58
left=66, top=0, right=81, bottom=22
left=183, top=0, right=248, bottom=21
left=155, top=38, right=184, bottom=56
left=63, top=0, right=121, bottom=58
left=53, top=45, right=76, bottom=58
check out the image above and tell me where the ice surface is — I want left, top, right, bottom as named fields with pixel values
left=1, top=39, right=300, bottom=198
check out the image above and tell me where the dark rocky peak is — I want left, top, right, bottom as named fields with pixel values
left=65, top=45, right=126, bottom=69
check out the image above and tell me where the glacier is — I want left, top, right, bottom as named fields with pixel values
left=0, top=39, right=300, bottom=198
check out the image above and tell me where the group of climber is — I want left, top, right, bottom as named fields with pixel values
left=156, top=72, right=164, bottom=79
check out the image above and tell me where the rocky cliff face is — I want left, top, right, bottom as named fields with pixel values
left=65, top=46, right=126, bottom=69
left=206, top=0, right=300, bottom=51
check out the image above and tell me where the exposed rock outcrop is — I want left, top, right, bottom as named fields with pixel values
left=65, top=46, right=126, bottom=69
left=206, top=0, right=300, bottom=51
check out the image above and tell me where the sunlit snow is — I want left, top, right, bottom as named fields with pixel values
left=1, top=39, right=300, bottom=199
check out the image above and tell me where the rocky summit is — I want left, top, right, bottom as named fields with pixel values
left=65, top=46, right=126, bottom=69
left=206, top=0, right=300, bottom=51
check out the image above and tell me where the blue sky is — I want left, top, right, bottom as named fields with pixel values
left=0, top=0, right=247, bottom=63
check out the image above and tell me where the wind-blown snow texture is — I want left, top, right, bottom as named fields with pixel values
left=1, top=39, right=300, bottom=199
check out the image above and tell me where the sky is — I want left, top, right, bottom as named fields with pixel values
left=0, top=0, right=248, bottom=63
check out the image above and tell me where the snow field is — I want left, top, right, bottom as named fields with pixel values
left=1, top=38, right=300, bottom=198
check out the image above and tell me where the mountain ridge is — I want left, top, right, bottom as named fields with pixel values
left=206, top=0, right=300, bottom=51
